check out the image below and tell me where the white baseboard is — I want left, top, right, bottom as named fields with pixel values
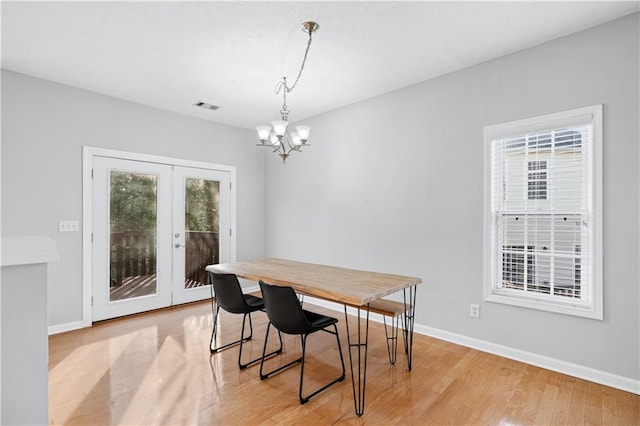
left=48, top=320, right=85, bottom=336
left=301, top=296, right=640, bottom=395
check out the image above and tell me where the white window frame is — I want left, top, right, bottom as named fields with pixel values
left=483, top=105, right=603, bottom=319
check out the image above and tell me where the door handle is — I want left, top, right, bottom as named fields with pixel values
left=174, top=243, right=185, bottom=248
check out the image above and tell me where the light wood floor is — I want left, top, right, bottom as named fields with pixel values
left=49, top=300, right=640, bottom=425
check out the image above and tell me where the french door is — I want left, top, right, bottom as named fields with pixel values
left=92, top=156, right=231, bottom=321
left=172, top=166, right=230, bottom=305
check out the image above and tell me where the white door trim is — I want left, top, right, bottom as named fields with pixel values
left=82, top=146, right=237, bottom=327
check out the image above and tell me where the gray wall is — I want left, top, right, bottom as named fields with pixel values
left=1, top=70, right=265, bottom=327
left=265, top=14, right=640, bottom=380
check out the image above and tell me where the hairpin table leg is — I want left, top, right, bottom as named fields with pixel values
left=402, top=286, right=417, bottom=371
left=343, top=304, right=370, bottom=417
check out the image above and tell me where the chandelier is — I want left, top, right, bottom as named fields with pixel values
left=256, top=21, right=319, bottom=164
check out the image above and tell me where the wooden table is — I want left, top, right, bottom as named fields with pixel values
left=206, top=258, right=422, bottom=416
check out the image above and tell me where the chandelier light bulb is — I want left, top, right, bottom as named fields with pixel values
left=256, top=125, right=271, bottom=142
left=295, top=125, right=311, bottom=142
left=290, top=131, right=302, bottom=146
left=271, top=120, right=288, bottom=137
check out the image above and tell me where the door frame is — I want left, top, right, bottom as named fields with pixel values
left=82, top=146, right=237, bottom=327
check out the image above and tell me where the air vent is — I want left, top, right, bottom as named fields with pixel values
left=193, top=101, right=220, bottom=111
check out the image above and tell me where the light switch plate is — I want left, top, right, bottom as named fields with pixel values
left=59, top=220, right=79, bottom=232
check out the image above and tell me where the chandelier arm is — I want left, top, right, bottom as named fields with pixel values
left=283, top=133, right=295, bottom=153
left=284, top=133, right=305, bottom=154
left=285, top=145, right=302, bottom=155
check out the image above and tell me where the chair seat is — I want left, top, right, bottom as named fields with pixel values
left=304, top=310, right=338, bottom=332
left=244, top=294, right=264, bottom=310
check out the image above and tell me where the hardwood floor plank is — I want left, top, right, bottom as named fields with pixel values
left=533, top=383, right=559, bottom=425
left=602, top=385, right=619, bottom=426
left=614, top=388, right=637, bottom=426
left=630, top=387, right=640, bottom=425
left=48, top=301, right=640, bottom=425
left=567, top=379, right=588, bottom=425
left=517, top=366, right=550, bottom=424
left=550, top=375, right=574, bottom=425
left=467, top=356, right=523, bottom=425
left=586, top=381, right=603, bottom=425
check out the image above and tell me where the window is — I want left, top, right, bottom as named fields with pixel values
left=527, top=161, right=547, bottom=200
left=484, top=105, right=602, bottom=319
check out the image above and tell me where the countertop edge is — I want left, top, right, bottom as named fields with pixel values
left=1, top=236, right=60, bottom=267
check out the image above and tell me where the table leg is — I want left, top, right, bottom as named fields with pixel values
left=383, top=314, right=399, bottom=365
left=402, top=285, right=417, bottom=371
left=343, top=304, right=370, bottom=417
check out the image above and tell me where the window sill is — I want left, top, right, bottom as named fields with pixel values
left=485, top=292, right=603, bottom=320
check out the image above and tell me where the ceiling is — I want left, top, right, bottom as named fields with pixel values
left=2, top=1, right=638, bottom=130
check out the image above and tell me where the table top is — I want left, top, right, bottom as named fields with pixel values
left=206, top=258, right=422, bottom=306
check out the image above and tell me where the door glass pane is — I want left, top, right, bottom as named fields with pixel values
left=109, top=172, right=158, bottom=302
left=184, top=178, right=220, bottom=289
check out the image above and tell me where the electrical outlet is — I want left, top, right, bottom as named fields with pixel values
left=470, top=304, right=480, bottom=319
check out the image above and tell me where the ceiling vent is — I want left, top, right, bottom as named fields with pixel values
left=193, top=101, right=219, bottom=111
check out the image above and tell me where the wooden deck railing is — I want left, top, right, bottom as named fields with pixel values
left=184, top=231, right=219, bottom=285
left=110, top=230, right=219, bottom=287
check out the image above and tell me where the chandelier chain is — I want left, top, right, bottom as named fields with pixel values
left=287, top=28, right=313, bottom=92
left=275, top=27, right=314, bottom=96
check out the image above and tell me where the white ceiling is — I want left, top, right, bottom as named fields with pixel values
left=2, top=1, right=638, bottom=129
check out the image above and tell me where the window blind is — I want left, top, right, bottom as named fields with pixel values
left=491, top=124, right=593, bottom=304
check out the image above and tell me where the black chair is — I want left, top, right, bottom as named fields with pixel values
left=209, top=272, right=282, bottom=369
left=258, top=280, right=345, bottom=404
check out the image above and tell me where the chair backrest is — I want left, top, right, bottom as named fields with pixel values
left=210, top=272, right=250, bottom=314
left=259, top=280, right=311, bottom=335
